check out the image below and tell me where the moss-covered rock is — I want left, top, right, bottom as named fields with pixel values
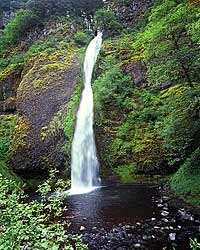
left=93, top=36, right=200, bottom=181
left=0, top=16, right=91, bottom=178
left=104, top=0, right=152, bottom=28
left=10, top=50, right=81, bottom=176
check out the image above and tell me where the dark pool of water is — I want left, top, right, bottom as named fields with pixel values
left=61, top=184, right=200, bottom=249
left=63, top=184, right=161, bottom=232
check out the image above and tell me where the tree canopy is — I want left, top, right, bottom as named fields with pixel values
left=134, top=0, right=200, bottom=88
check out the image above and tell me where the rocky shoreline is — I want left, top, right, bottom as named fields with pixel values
left=69, top=187, right=200, bottom=250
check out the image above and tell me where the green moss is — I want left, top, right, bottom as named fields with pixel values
left=40, top=62, right=64, bottom=71
left=33, top=79, right=43, bottom=88
left=0, top=18, right=88, bottom=85
left=18, top=49, right=77, bottom=96
left=40, top=111, right=64, bottom=141
left=49, top=112, right=63, bottom=136
left=113, top=164, right=136, bottom=183
left=0, top=63, right=22, bottom=80
left=40, top=126, right=48, bottom=141
left=113, top=164, right=161, bottom=184
left=11, top=116, right=30, bottom=154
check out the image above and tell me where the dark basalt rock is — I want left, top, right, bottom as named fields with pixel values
left=107, top=0, right=153, bottom=28
left=0, top=67, right=22, bottom=114
left=80, top=210, right=200, bottom=250
left=122, top=60, right=147, bottom=88
left=10, top=54, right=80, bottom=176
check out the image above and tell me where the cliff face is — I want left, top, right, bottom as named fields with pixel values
left=93, top=1, right=152, bottom=178
left=93, top=0, right=200, bottom=191
left=0, top=20, right=87, bottom=178
left=0, top=67, right=22, bottom=114
left=11, top=52, right=80, bottom=176
left=0, top=0, right=153, bottom=180
left=105, top=0, right=152, bottom=28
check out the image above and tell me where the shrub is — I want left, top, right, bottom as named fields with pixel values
left=134, top=0, right=200, bottom=88
left=74, top=31, right=91, bottom=46
left=94, top=9, right=122, bottom=38
left=3, top=9, right=41, bottom=47
left=0, top=170, right=87, bottom=249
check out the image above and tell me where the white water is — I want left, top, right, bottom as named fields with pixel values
left=69, top=32, right=102, bottom=195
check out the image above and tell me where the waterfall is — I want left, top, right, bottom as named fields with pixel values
left=70, top=32, right=102, bottom=195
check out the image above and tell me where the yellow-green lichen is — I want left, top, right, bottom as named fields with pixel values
left=40, top=111, right=64, bottom=141
left=18, top=49, right=78, bottom=97
left=11, top=116, right=30, bottom=153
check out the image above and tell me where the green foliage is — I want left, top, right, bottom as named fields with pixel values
left=170, top=147, right=200, bottom=206
left=92, top=0, right=200, bottom=188
left=0, top=169, right=87, bottom=249
left=94, top=50, right=163, bottom=172
left=188, top=9, right=200, bottom=44
left=74, top=31, right=91, bottom=46
left=190, top=238, right=200, bottom=250
left=159, top=84, right=200, bottom=165
left=94, top=35, right=200, bottom=177
left=2, top=9, right=40, bottom=47
left=0, top=18, right=87, bottom=77
left=0, top=116, right=12, bottom=157
left=113, top=164, right=136, bottom=183
left=0, top=115, right=22, bottom=183
left=94, top=9, right=122, bottom=37
left=134, top=0, right=200, bottom=88
left=94, top=55, right=132, bottom=118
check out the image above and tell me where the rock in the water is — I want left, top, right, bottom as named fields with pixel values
left=134, top=243, right=141, bottom=248
left=80, top=226, right=85, bottom=231
left=169, top=233, right=176, bottom=241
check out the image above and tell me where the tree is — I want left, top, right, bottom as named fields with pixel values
left=94, top=9, right=122, bottom=37
left=3, top=9, right=40, bottom=45
left=134, top=0, right=200, bottom=88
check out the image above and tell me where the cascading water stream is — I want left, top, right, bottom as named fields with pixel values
left=69, top=32, right=102, bottom=195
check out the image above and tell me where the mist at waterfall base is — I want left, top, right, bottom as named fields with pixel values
left=69, top=32, right=102, bottom=195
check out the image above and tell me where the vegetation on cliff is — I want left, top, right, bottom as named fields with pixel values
left=0, top=2, right=98, bottom=248
left=93, top=0, right=200, bottom=205
left=0, top=0, right=200, bottom=248
left=0, top=0, right=199, bottom=200
left=0, top=12, right=92, bottom=177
